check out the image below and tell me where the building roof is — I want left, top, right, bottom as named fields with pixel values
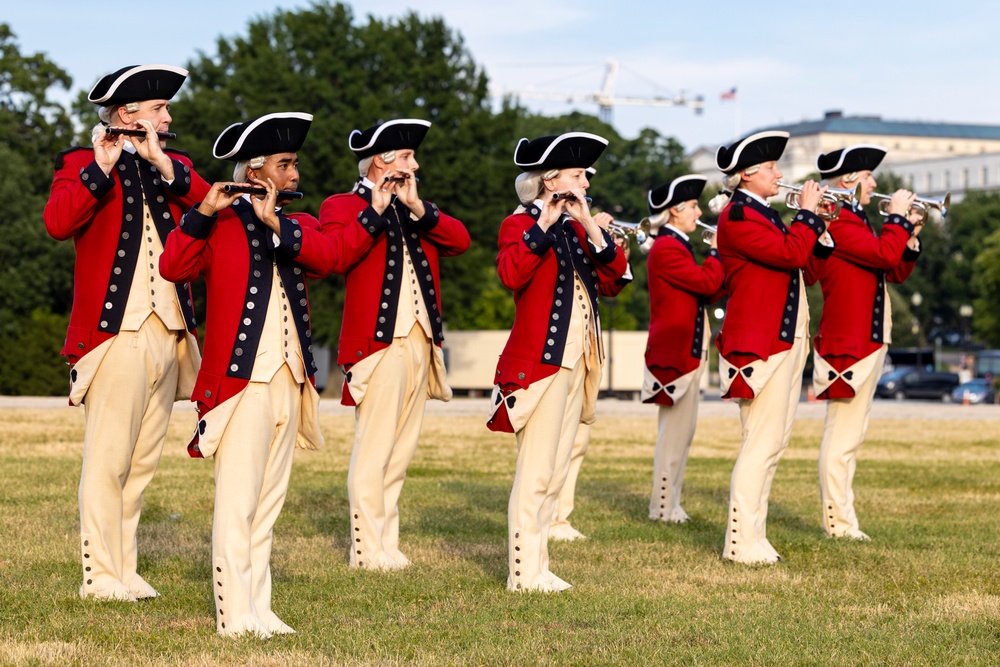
left=760, top=112, right=1000, bottom=140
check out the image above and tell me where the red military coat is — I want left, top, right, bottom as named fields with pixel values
left=715, top=190, right=829, bottom=398
left=644, top=228, right=725, bottom=405
left=43, top=146, right=210, bottom=364
left=160, top=198, right=336, bottom=453
left=805, top=205, right=919, bottom=398
left=487, top=206, right=627, bottom=432
left=318, top=181, right=470, bottom=404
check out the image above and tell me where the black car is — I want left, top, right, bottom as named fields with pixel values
left=875, top=368, right=961, bottom=401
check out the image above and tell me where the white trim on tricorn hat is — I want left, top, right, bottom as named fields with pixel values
left=514, top=132, right=609, bottom=171
left=88, top=64, right=188, bottom=106
left=648, top=175, right=708, bottom=214
left=212, top=112, right=314, bottom=161
left=715, top=130, right=789, bottom=175
left=348, top=118, right=432, bottom=158
left=816, top=144, right=887, bottom=178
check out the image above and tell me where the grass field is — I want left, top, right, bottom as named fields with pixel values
left=1, top=401, right=999, bottom=666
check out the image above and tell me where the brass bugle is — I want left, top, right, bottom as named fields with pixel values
left=696, top=220, right=717, bottom=246
left=551, top=192, right=593, bottom=203
left=871, top=191, right=950, bottom=225
left=105, top=126, right=177, bottom=141
left=777, top=181, right=862, bottom=221
left=221, top=184, right=304, bottom=200
left=608, top=218, right=651, bottom=244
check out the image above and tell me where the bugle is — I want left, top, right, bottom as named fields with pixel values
left=870, top=191, right=950, bottom=225
left=695, top=220, right=717, bottom=246
left=105, top=126, right=177, bottom=141
left=778, top=181, right=862, bottom=220
left=221, top=184, right=304, bottom=200
left=608, top=218, right=651, bottom=244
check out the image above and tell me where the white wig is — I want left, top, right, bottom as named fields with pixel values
left=233, top=156, right=268, bottom=182
left=359, top=150, right=397, bottom=178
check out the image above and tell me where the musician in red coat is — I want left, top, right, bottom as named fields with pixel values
left=43, top=64, right=209, bottom=602
left=805, top=145, right=922, bottom=540
left=488, top=132, right=627, bottom=592
left=641, top=175, right=725, bottom=523
left=318, top=119, right=470, bottom=571
left=161, top=112, right=333, bottom=637
left=713, top=130, right=832, bottom=564
left=549, top=167, right=633, bottom=543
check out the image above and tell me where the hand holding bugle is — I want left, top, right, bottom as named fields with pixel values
left=105, top=126, right=177, bottom=141
left=696, top=220, right=717, bottom=245
left=221, top=184, right=304, bottom=200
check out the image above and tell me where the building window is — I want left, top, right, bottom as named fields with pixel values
left=983, top=166, right=989, bottom=186
left=962, top=169, right=969, bottom=188
left=926, top=172, right=933, bottom=190
left=943, top=171, right=951, bottom=189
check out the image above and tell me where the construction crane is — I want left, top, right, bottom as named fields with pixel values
left=501, top=58, right=704, bottom=124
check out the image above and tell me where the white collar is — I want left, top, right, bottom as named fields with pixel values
left=737, top=188, right=770, bottom=208
left=664, top=223, right=689, bottom=241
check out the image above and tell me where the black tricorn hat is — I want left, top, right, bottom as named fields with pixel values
left=513, top=132, right=609, bottom=171
left=212, top=112, right=314, bottom=162
left=88, top=65, right=188, bottom=106
left=716, top=131, right=789, bottom=175
left=817, top=144, right=887, bottom=179
left=648, top=175, right=708, bottom=214
left=348, top=119, right=431, bottom=158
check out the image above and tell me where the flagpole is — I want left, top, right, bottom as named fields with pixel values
left=734, top=95, right=740, bottom=138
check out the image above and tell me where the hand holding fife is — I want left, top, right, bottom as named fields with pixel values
left=248, top=177, right=281, bottom=233
left=129, top=119, right=176, bottom=181
left=92, top=123, right=124, bottom=175
left=389, top=170, right=425, bottom=218
left=197, top=182, right=247, bottom=217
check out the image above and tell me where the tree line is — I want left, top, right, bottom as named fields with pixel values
left=2, top=3, right=999, bottom=395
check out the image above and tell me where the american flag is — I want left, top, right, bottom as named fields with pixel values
left=720, top=87, right=737, bottom=101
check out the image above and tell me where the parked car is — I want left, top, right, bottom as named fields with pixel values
left=875, top=369, right=960, bottom=401
left=951, top=379, right=996, bottom=405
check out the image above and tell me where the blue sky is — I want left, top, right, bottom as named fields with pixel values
left=8, top=1, right=994, bottom=153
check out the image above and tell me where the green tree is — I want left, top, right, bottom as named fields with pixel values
left=0, top=25, right=76, bottom=394
left=168, top=2, right=526, bottom=340
left=972, top=227, right=1000, bottom=346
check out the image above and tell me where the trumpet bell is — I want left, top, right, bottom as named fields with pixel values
left=695, top=220, right=717, bottom=246
left=873, top=190, right=950, bottom=224
left=609, top=218, right=651, bottom=244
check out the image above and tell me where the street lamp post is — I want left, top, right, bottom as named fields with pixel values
left=960, top=303, right=974, bottom=345
left=911, top=291, right=923, bottom=366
